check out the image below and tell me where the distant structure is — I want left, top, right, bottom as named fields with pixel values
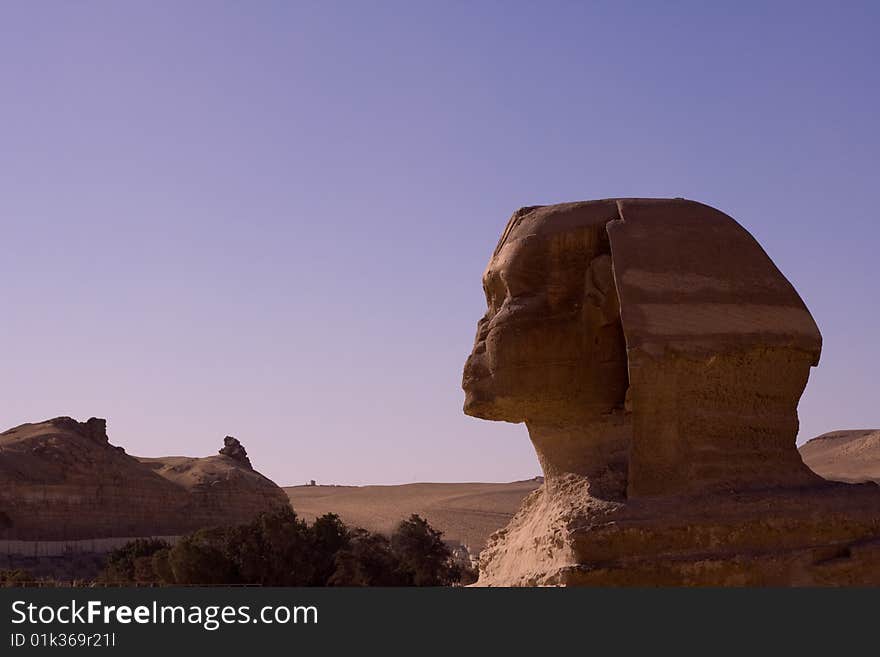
left=309, top=480, right=316, bottom=487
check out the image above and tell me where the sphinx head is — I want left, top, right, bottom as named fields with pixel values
left=463, top=201, right=628, bottom=425
left=463, top=198, right=823, bottom=498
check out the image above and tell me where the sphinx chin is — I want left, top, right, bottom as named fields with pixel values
left=463, top=383, right=525, bottom=424
left=463, top=393, right=504, bottom=422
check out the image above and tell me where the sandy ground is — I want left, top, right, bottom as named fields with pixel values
left=799, top=429, right=880, bottom=484
left=285, top=479, right=541, bottom=551
left=283, top=430, right=880, bottom=553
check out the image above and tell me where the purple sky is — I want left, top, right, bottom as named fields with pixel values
left=2, top=2, right=878, bottom=486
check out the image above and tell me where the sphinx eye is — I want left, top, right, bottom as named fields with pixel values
left=483, top=271, right=507, bottom=309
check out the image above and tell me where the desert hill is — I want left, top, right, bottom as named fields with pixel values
left=0, top=417, right=287, bottom=541
left=283, top=428, right=880, bottom=555
left=4, top=415, right=878, bottom=555
left=285, top=479, right=541, bottom=551
left=137, top=452, right=287, bottom=520
left=799, top=430, right=880, bottom=483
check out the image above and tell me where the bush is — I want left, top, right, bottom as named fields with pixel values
left=310, top=513, right=351, bottom=585
left=0, top=569, right=31, bottom=587
left=151, top=548, right=174, bottom=584
left=223, top=506, right=315, bottom=585
left=391, top=515, right=460, bottom=586
left=99, top=538, right=170, bottom=584
left=168, top=529, right=238, bottom=586
left=99, top=509, right=470, bottom=587
left=329, top=529, right=408, bottom=586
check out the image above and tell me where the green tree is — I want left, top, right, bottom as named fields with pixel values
left=309, top=513, right=351, bottom=585
left=391, top=514, right=459, bottom=586
left=168, top=529, right=238, bottom=586
left=97, top=508, right=468, bottom=587
left=224, top=506, right=314, bottom=585
left=330, top=529, right=408, bottom=586
left=151, top=548, right=174, bottom=584
left=100, top=538, right=170, bottom=584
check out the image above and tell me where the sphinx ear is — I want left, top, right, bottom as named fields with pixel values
left=584, top=254, right=620, bottom=326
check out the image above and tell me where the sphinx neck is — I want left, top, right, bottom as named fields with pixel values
left=526, top=414, right=631, bottom=501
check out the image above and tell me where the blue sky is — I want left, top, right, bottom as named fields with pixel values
left=1, top=1, right=878, bottom=484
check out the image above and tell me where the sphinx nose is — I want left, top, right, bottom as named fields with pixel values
left=475, top=316, right=491, bottom=342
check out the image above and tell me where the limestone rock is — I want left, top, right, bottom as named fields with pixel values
left=137, top=453, right=286, bottom=524
left=218, top=436, right=252, bottom=469
left=478, top=475, right=880, bottom=586
left=0, top=417, right=287, bottom=541
left=463, top=198, right=880, bottom=586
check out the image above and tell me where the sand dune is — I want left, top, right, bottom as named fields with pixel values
left=799, top=430, right=880, bottom=483
left=283, top=429, right=880, bottom=555
left=285, top=479, right=541, bottom=551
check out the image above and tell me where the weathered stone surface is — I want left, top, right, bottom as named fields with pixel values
left=0, top=417, right=287, bottom=540
left=138, top=450, right=285, bottom=524
left=218, top=436, right=252, bottom=469
left=463, top=198, right=880, bottom=586
left=478, top=475, right=880, bottom=586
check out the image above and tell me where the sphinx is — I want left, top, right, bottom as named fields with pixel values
left=463, top=198, right=880, bottom=586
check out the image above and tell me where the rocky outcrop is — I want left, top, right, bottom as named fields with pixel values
left=463, top=198, right=880, bottom=586
left=137, top=449, right=286, bottom=525
left=218, top=436, right=252, bottom=469
left=0, top=417, right=287, bottom=541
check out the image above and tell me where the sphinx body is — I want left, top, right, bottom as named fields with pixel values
left=463, top=198, right=880, bottom=586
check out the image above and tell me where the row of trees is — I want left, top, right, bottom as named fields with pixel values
left=100, top=507, right=476, bottom=586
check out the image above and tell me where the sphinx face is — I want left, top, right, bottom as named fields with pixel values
left=462, top=213, right=629, bottom=424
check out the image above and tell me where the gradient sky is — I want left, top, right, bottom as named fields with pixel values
left=2, top=2, right=878, bottom=486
